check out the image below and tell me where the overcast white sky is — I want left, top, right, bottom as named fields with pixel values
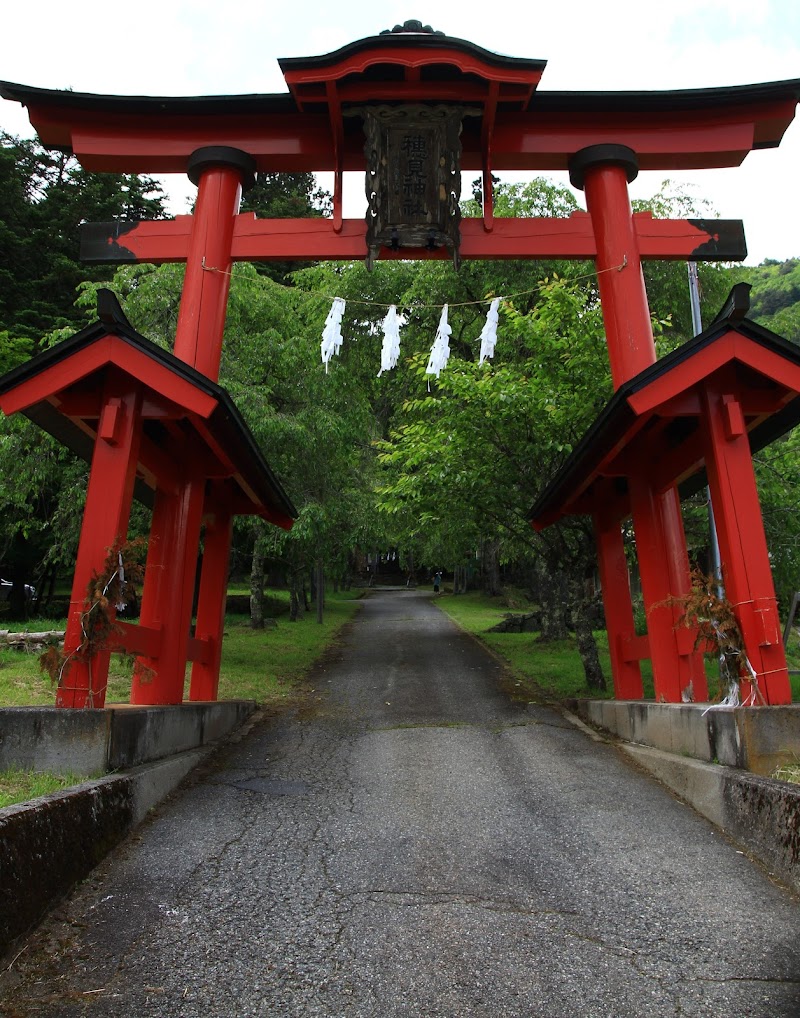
left=1, top=0, right=798, bottom=265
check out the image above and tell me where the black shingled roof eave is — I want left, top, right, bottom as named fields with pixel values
left=528, top=299, right=800, bottom=528
left=0, top=80, right=299, bottom=117
left=2, top=76, right=798, bottom=128
left=527, top=78, right=800, bottom=118
left=0, top=292, right=297, bottom=522
left=277, top=29, right=547, bottom=75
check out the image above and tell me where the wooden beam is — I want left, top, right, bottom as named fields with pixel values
left=81, top=212, right=746, bottom=265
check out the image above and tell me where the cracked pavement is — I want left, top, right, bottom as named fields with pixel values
left=1, top=589, right=799, bottom=1016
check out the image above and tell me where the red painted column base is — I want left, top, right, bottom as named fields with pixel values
left=57, top=376, right=143, bottom=708
left=189, top=500, right=234, bottom=701
left=701, top=379, right=791, bottom=704
left=131, top=475, right=206, bottom=705
left=594, top=516, right=643, bottom=699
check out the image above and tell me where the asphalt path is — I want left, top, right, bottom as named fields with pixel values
left=1, top=589, right=799, bottom=1017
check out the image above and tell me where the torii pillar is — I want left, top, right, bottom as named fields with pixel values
left=569, top=145, right=707, bottom=703
left=130, top=147, right=256, bottom=706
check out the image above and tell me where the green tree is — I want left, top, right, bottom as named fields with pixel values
left=221, top=265, right=379, bottom=620
left=374, top=274, right=612, bottom=689
left=632, top=181, right=739, bottom=349
left=74, top=260, right=380, bottom=624
left=746, top=258, right=800, bottom=342
left=239, top=171, right=330, bottom=285
left=0, top=137, right=167, bottom=618
left=0, top=132, right=166, bottom=344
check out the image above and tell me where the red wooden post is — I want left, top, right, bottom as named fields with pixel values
left=173, top=147, right=256, bottom=380
left=130, top=485, right=175, bottom=703
left=57, top=373, right=143, bottom=708
left=700, top=378, right=791, bottom=704
left=569, top=147, right=657, bottom=385
left=628, top=479, right=708, bottom=702
left=132, top=148, right=255, bottom=703
left=570, top=146, right=704, bottom=701
left=130, top=470, right=206, bottom=704
left=189, top=497, right=234, bottom=701
left=658, top=485, right=709, bottom=702
left=594, top=515, right=643, bottom=699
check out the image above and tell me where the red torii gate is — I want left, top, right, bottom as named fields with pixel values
left=0, top=21, right=798, bottom=706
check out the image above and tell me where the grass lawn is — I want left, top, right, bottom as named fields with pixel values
left=436, top=590, right=800, bottom=705
left=0, top=588, right=363, bottom=806
left=436, top=592, right=624, bottom=702
left=0, top=768, right=92, bottom=809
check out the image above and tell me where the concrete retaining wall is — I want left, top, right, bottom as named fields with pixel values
left=0, top=701, right=256, bottom=775
left=0, top=750, right=208, bottom=954
left=566, top=699, right=800, bottom=894
left=622, top=744, right=800, bottom=893
left=0, top=700, right=259, bottom=957
left=574, top=700, right=800, bottom=776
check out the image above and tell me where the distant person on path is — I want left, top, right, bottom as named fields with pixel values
left=433, top=571, right=442, bottom=594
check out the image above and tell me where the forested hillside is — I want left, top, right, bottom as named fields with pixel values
left=745, top=258, right=800, bottom=342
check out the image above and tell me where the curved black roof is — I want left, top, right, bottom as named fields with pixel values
left=0, top=290, right=297, bottom=524
left=277, top=22, right=547, bottom=75
left=529, top=284, right=800, bottom=527
left=2, top=73, right=797, bottom=121
left=0, top=80, right=297, bottom=117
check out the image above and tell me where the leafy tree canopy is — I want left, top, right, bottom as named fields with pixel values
left=0, top=132, right=166, bottom=345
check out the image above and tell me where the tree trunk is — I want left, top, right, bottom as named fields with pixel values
left=482, top=539, right=501, bottom=597
left=7, top=532, right=31, bottom=622
left=316, top=558, right=324, bottom=624
left=406, top=548, right=415, bottom=588
left=569, top=575, right=606, bottom=691
left=289, top=573, right=302, bottom=622
left=536, top=558, right=569, bottom=641
left=250, top=528, right=265, bottom=629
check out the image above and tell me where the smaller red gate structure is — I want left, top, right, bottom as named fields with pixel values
left=531, top=284, right=795, bottom=705
left=0, top=291, right=295, bottom=708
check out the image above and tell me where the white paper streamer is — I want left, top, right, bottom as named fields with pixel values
left=378, top=305, right=401, bottom=376
left=320, top=297, right=345, bottom=372
left=478, top=297, right=501, bottom=364
left=425, top=305, right=452, bottom=378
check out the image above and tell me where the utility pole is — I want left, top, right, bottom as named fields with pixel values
left=687, top=262, right=724, bottom=599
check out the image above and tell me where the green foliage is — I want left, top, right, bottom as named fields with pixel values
left=0, top=136, right=167, bottom=611
left=0, top=331, right=33, bottom=373
left=3, top=150, right=800, bottom=668
left=374, top=275, right=611, bottom=569
left=746, top=258, right=800, bottom=342
left=632, top=180, right=741, bottom=346
left=437, top=591, right=655, bottom=700
left=754, top=428, right=800, bottom=611
left=76, top=260, right=383, bottom=599
left=221, top=265, right=381, bottom=590
left=0, top=131, right=166, bottom=344
left=240, top=171, right=331, bottom=285
left=241, top=172, right=330, bottom=220
left=466, top=176, right=581, bottom=219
